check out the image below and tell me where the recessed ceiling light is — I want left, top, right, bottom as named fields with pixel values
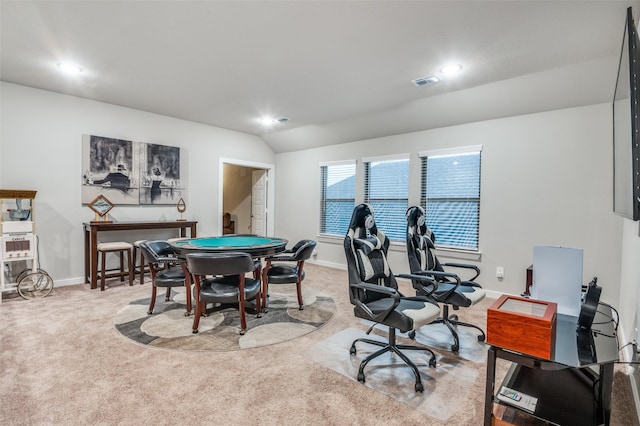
left=57, top=62, right=83, bottom=74
left=439, top=64, right=463, bottom=75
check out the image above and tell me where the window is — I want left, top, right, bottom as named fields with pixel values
left=363, top=155, right=409, bottom=241
left=320, top=161, right=356, bottom=236
left=420, top=146, right=482, bottom=250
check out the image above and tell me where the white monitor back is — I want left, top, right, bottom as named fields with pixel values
left=531, top=246, right=583, bottom=317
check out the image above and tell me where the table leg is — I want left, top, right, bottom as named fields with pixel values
left=90, top=227, right=98, bottom=289
left=484, top=346, right=497, bottom=426
left=600, top=362, right=614, bottom=425
left=84, top=228, right=90, bottom=283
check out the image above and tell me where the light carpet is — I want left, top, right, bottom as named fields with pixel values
left=113, top=283, right=336, bottom=351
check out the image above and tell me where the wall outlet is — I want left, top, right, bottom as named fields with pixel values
left=496, top=267, right=504, bottom=279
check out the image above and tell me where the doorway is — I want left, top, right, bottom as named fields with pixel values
left=219, top=158, right=274, bottom=237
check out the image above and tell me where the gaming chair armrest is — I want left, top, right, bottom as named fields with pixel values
left=395, top=273, right=439, bottom=297
left=350, top=281, right=400, bottom=323
left=440, top=262, right=480, bottom=281
left=410, top=269, right=461, bottom=300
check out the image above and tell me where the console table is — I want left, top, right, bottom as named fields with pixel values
left=83, top=221, right=197, bottom=289
left=484, top=306, right=619, bottom=425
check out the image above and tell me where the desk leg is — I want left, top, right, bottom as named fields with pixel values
left=484, top=346, right=497, bottom=426
left=600, top=362, right=614, bottom=425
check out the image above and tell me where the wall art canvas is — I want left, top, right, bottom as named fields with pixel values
left=139, top=142, right=186, bottom=205
left=82, top=134, right=140, bottom=205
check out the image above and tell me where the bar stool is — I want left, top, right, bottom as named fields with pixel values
left=132, top=240, right=148, bottom=284
left=97, top=241, right=134, bottom=291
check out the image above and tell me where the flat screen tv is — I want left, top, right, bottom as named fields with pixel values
left=613, top=6, right=640, bottom=221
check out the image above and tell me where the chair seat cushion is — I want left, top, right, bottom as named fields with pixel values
left=97, top=241, right=133, bottom=251
left=266, top=264, right=304, bottom=283
left=356, top=297, right=440, bottom=333
left=154, top=267, right=186, bottom=287
left=433, top=281, right=486, bottom=307
left=199, top=276, right=261, bottom=304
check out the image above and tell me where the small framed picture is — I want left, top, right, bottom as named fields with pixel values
left=88, top=194, right=114, bottom=217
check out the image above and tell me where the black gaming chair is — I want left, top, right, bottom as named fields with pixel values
left=344, top=203, right=441, bottom=392
left=405, top=206, right=486, bottom=352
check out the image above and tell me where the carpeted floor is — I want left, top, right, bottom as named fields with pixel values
left=1, top=263, right=638, bottom=425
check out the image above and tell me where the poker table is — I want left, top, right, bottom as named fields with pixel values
left=171, top=234, right=288, bottom=257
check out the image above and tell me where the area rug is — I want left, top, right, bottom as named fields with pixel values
left=113, top=284, right=336, bottom=351
left=303, top=327, right=479, bottom=422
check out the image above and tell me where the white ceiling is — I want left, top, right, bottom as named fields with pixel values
left=1, top=1, right=637, bottom=153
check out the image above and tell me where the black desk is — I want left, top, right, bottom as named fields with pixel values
left=484, top=307, right=619, bottom=425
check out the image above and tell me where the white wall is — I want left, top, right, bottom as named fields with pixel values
left=274, top=103, right=624, bottom=307
left=0, top=82, right=275, bottom=285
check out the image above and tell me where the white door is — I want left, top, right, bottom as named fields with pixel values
left=251, top=170, right=267, bottom=236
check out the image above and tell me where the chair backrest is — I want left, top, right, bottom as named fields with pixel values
left=289, top=239, right=317, bottom=261
left=138, top=240, right=178, bottom=264
left=344, top=204, right=397, bottom=305
left=405, top=206, right=444, bottom=274
left=186, top=252, right=256, bottom=277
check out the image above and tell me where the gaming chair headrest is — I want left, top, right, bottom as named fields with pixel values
left=405, top=206, right=435, bottom=243
left=348, top=203, right=377, bottom=235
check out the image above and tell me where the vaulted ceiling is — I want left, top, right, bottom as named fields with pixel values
left=1, top=1, right=635, bottom=152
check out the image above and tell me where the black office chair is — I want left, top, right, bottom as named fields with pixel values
left=262, top=239, right=316, bottom=311
left=344, top=203, right=440, bottom=392
left=186, top=252, right=262, bottom=335
left=138, top=240, right=192, bottom=316
left=405, top=206, right=486, bottom=352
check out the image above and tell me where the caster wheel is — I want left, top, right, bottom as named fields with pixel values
left=415, top=383, right=424, bottom=393
left=451, top=344, right=459, bottom=353
left=450, top=314, right=458, bottom=321
left=350, top=346, right=357, bottom=355
left=298, top=306, right=304, bottom=311
left=184, top=312, right=190, bottom=317
left=357, top=373, right=365, bottom=383
left=165, top=297, right=170, bottom=302
left=192, top=329, right=199, bottom=334
left=408, top=330, right=416, bottom=339
left=429, top=357, right=437, bottom=368
left=240, top=329, right=246, bottom=335
left=478, top=335, right=485, bottom=342
left=147, top=311, right=153, bottom=315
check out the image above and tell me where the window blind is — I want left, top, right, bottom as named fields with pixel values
left=320, top=162, right=356, bottom=236
left=420, top=149, right=481, bottom=250
left=363, top=157, right=409, bottom=241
